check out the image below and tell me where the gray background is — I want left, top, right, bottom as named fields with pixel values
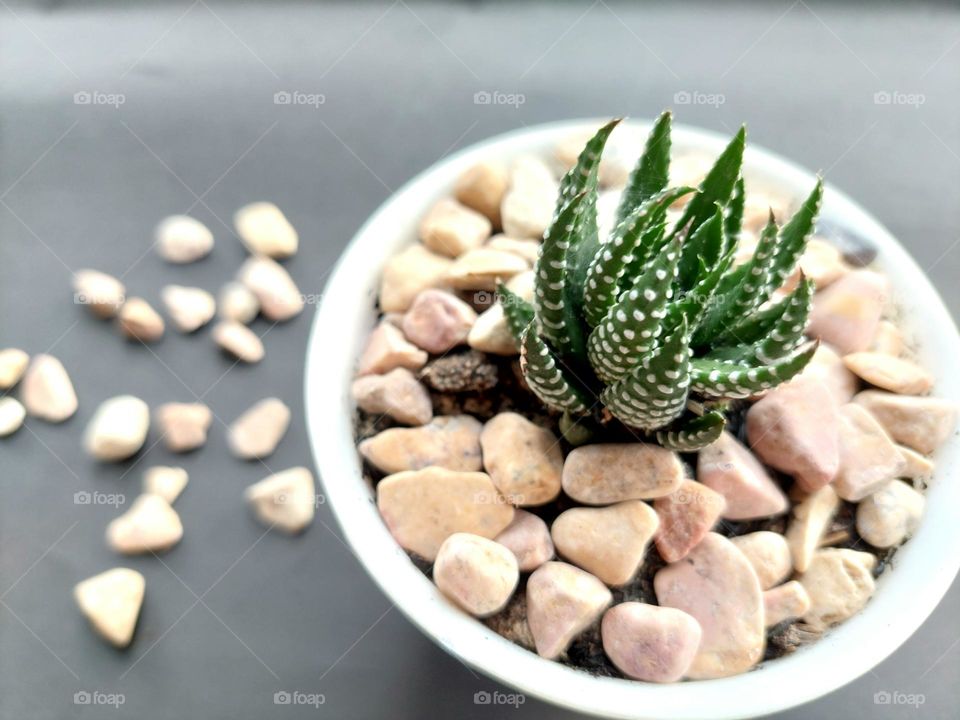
left=1, top=1, right=958, bottom=718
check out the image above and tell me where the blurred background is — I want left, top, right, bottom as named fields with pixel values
left=1, top=1, right=958, bottom=718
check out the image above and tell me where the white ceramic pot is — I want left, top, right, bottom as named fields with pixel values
left=305, top=119, right=960, bottom=719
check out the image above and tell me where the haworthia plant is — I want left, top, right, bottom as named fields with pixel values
left=503, top=111, right=823, bottom=450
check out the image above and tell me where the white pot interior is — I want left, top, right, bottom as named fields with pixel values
left=305, top=119, right=960, bottom=720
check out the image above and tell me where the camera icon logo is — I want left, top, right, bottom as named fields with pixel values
left=74, top=491, right=92, bottom=505
left=474, top=91, right=492, bottom=105
left=74, top=691, right=91, bottom=705
left=874, top=91, right=891, bottom=105
left=274, top=691, right=292, bottom=705
left=674, top=90, right=692, bottom=105
left=274, top=91, right=292, bottom=105
left=874, top=690, right=892, bottom=705
left=74, top=91, right=92, bottom=105
left=474, top=691, right=492, bottom=705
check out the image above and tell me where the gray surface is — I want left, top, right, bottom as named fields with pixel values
left=1, top=1, right=958, bottom=718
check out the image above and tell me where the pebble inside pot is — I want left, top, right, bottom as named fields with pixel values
left=309, top=113, right=960, bottom=717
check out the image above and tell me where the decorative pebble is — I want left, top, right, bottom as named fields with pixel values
left=601, top=602, right=702, bottom=683
left=486, top=235, right=539, bottom=265
left=480, top=412, right=563, bottom=506
left=897, top=445, right=934, bottom=480
left=561, top=443, right=684, bottom=505
left=785, top=485, right=839, bottom=573
left=654, top=533, right=764, bottom=679
left=434, top=533, right=519, bottom=617
left=505, top=269, right=535, bottom=302
left=359, top=414, right=483, bottom=474
left=807, top=269, right=889, bottom=354
left=357, top=321, right=428, bottom=376
left=799, top=549, right=876, bottom=631
left=763, top=581, right=811, bottom=627
left=494, top=510, right=554, bottom=572
left=697, top=431, right=788, bottom=520
left=351, top=368, right=433, bottom=426
left=143, top=466, right=188, bottom=504
left=237, top=255, right=303, bottom=321
left=73, top=269, right=126, bottom=318
left=244, top=467, right=316, bottom=534
left=376, top=467, right=514, bottom=560
left=454, top=161, right=508, bottom=226
left=419, top=198, right=491, bottom=257
left=526, top=561, right=612, bottom=660
left=501, top=157, right=557, bottom=239
left=218, top=281, right=260, bottom=324
left=107, top=494, right=183, bottom=554
left=74, top=568, right=145, bottom=648
left=834, top=403, right=905, bottom=501
left=0, top=396, right=26, bottom=437
left=234, top=202, right=298, bottom=258
left=798, top=238, right=849, bottom=289
left=467, top=303, right=518, bottom=356
left=401, top=289, right=477, bottom=354
left=871, top=320, right=904, bottom=356
left=118, top=297, right=165, bottom=342
left=842, top=352, right=934, bottom=395
left=161, top=285, right=216, bottom=333
left=797, top=343, right=859, bottom=405
left=155, top=402, right=212, bottom=453
left=853, top=390, right=957, bottom=454
left=856, top=480, right=925, bottom=548
left=0, top=348, right=29, bottom=389
left=155, top=215, right=214, bottom=263
left=212, top=320, right=265, bottom=363
left=654, top=480, right=725, bottom=563
left=379, top=244, right=453, bottom=313
left=444, top=248, right=528, bottom=291
left=83, top=395, right=150, bottom=461
left=731, top=531, right=792, bottom=590
left=20, top=354, right=77, bottom=422
left=228, top=397, right=290, bottom=460
left=552, top=500, right=659, bottom=586
left=746, top=377, right=839, bottom=492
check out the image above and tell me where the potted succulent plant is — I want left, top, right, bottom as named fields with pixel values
left=306, top=112, right=960, bottom=718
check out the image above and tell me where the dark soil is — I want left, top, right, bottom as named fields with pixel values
left=354, top=346, right=895, bottom=681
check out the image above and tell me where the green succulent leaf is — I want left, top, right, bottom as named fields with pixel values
left=496, top=282, right=535, bottom=345
left=677, top=205, right=725, bottom=290
left=763, top=178, right=823, bottom=294
left=690, top=340, right=819, bottom=399
left=557, top=118, right=621, bottom=208
left=662, top=248, right=735, bottom=337
left=533, top=190, right=591, bottom=357
left=601, top=316, right=692, bottom=430
left=615, top=111, right=672, bottom=225
left=520, top=324, right=591, bottom=414
left=587, top=236, right=682, bottom=383
left=618, top=215, right=667, bottom=294
left=583, top=186, right=693, bottom=327
left=724, top=175, right=746, bottom=248
left=656, top=410, right=726, bottom=451
left=671, top=125, right=746, bottom=240
left=711, top=269, right=814, bottom=349
left=752, top=276, right=814, bottom=363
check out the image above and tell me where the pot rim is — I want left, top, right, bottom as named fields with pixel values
left=305, top=118, right=960, bottom=720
